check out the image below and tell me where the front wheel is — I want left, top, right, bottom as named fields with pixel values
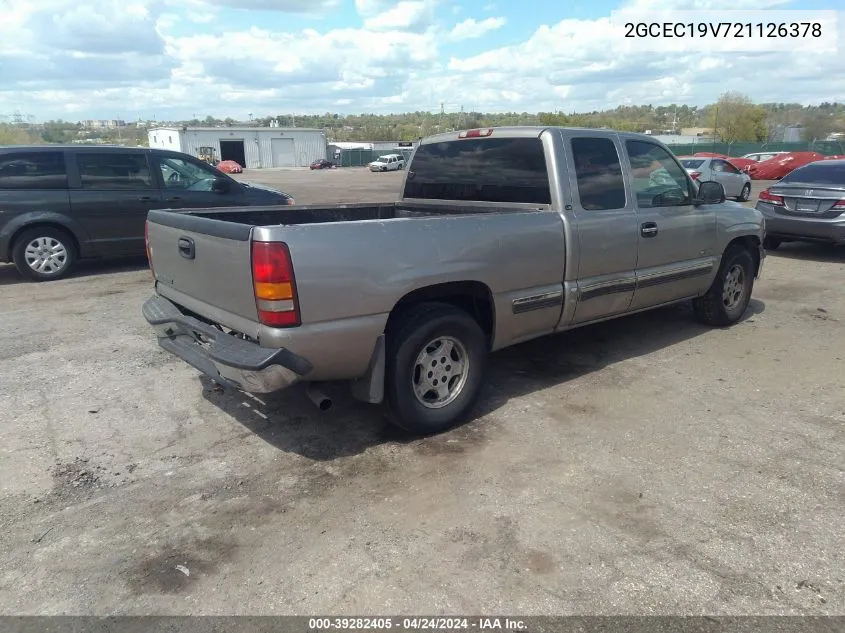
left=12, top=227, right=76, bottom=282
left=385, top=303, right=488, bottom=435
left=692, top=245, right=755, bottom=326
left=737, top=183, right=751, bottom=202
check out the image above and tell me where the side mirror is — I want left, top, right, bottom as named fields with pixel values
left=211, top=177, right=230, bottom=194
left=695, top=180, right=725, bottom=204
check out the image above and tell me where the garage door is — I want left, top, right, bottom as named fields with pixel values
left=271, top=138, right=295, bottom=167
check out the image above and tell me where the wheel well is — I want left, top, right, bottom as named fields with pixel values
left=386, top=281, right=496, bottom=348
left=9, top=223, right=80, bottom=261
left=727, top=235, right=761, bottom=275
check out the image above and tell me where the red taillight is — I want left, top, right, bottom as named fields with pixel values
left=689, top=171, right=701, bottom=181
left=458, top=128, right=493, bottom=139
left=833, top=199, right=845, bottom=209
left=758, top=189, right=784, bottom=206
left=144, top=220, right=154, bottom=277
left=251, top=242, right=300, bottom=328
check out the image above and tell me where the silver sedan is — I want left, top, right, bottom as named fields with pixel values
left=678, top=156, right=753, bottom=201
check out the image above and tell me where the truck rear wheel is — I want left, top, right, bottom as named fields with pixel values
left=385, top=302, right=487, bottom=435
left=692, top=244, right=754, bottom=327
left=12, top=227, right=76, bottom=282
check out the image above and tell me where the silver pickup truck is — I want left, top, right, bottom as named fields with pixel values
left=143, top=126, right=765, bottom=435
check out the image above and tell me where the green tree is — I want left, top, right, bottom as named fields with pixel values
left=0, top=124, right=40, bottom=144
left=709, top=92, right=768, bottom=143
left=802, top=111, right=836, bottom=141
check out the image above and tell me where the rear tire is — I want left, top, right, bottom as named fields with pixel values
left=12, top=227, right=76, bottom=282
left=693, top=245, right=754, bottom=327
left=737, top=183, right=751, bottom=202
left=385, top=302, right=488, bottom=435
left=763, top=236, right=782, bottom=250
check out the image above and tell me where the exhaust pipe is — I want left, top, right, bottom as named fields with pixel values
left=305, top=383, right=332, bottom=412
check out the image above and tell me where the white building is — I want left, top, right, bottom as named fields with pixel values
left=147, top=126, right=327, bottom=168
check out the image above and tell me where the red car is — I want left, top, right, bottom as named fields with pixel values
left=746, top=152, right=824, bottom=180
left=216, top=160, right=243, bottom=174
left=310, top=159, right=335, bottom=170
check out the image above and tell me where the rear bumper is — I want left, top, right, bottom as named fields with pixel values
left=758, top=203, right=845, bottom=244
left=142, top=294, right=312, bottom=393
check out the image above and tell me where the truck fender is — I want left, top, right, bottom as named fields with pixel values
left=719, top=224, right=765, bottom=278
left=350, top=334, right=386, bottom=404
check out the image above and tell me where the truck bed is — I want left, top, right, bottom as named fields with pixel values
left=146, top=199, right=566, bottom=366
left=162, top=200, right=523, bottom=228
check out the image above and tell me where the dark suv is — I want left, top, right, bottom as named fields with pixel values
left=0, top=145, right=294, bottom=281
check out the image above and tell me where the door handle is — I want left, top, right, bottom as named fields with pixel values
left=138, top=196, right=152, bottom=201
left=177, top=237, right=195, bottom=260
left=641, top=222, right=658, bottom=238
left=166, top=196, right=182, bottom=201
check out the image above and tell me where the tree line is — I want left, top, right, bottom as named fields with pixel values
left=2, top=92, right=843, bottom=146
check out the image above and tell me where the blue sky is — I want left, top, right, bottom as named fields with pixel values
left=0, top=0, right=842, bottom=121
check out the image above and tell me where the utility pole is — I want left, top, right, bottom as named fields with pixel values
left=438, top=102, right=444, bottom=131
left=712, top=106, right=719, bottom=153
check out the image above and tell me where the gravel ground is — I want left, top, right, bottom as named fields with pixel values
left=0, top=168, right=843, bottom=615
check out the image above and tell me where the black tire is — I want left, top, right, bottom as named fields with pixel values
left=385, top=302, right=488, bottom=435
left=763, top=236, right=782, bottom=250
left=12, top=226, right=76, bottom=282
left=737, top=183, right=751, bottom=202
left=692, top=245, right=755, bottom=327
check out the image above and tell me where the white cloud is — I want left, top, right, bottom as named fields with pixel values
left=197, top=0, right=341, bottom=12
left=449, top=16, right=506, bottom=41
left=1, top=0, right=843, bottom=121
left=360, top=0, right=436, bottom=32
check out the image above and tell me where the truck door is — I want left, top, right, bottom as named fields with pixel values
left=563, top=133, right=639, bottom=324
left=624, top=139, right=717, bottom=311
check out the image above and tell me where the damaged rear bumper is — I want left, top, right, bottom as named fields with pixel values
left=142, top=293, right=312, bottom=393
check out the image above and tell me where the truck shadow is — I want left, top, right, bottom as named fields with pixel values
left=766, top=242, right=845, bottom=263
left=200, top=298, right=765, bottom=462
left=0, top=257, right=150, bottom=286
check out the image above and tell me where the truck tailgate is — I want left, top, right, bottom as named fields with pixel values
left=146, top=210, right=259, bottom=335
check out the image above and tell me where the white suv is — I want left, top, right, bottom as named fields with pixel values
left=368, top=154, right=405, bottom=172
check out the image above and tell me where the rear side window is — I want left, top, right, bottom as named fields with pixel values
left=403, top=137, right=551, bottom=204
left=77, top=153, right=153, bottom=190
left=571, top=137, right=626, bottom=210
left=680, top=159, right=705, bottom=169
left=779, top=163, right=845, bottom=185
left=0, top=152, right=67, bottom=189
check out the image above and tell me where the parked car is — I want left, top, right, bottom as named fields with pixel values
left=143, top=127, right=764, bottom=435
left=746, top=152, right=825, bottom=180
left=741, top=151, right=789, bottom=163
left=368, top=154, right=404, bottom=172
left=726, top=157, right=757, bottom=172
left=310, top=159, right=335, bottom=170
left=678, top=156, right=752, bottom=201
left=0, top=145, right=294, bottom=281
left=755, top=159, right=845, bottom=250
left=216, top=160, right=243, bottom=174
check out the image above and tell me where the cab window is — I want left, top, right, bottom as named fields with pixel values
left=625, top=140, right=692, bottom=208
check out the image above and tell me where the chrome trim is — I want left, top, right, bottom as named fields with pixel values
left=636, top=263, right=714, bottom=290
left=579, top=277, right=637, bottom=301
left=512, top=290, right=564, bottom=314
